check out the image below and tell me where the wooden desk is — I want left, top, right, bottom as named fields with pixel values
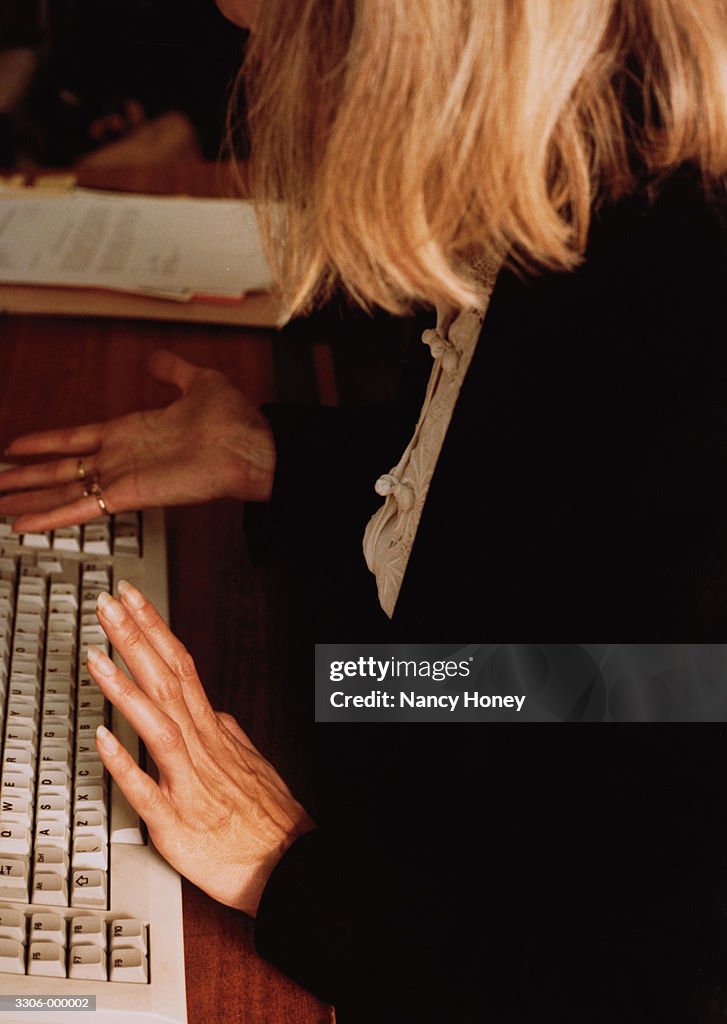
left=0, top=161, right=334, bottom=1024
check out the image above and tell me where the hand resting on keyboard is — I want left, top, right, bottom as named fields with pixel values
left=84, top=578, right=314, bottom=918
left=0, top=350, right=276, bottom=534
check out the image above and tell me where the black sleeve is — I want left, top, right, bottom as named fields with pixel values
left=242, top=402, right=414, bottom=565
left=254, top=828, right=465, bottom=1023
left=253, top=724, right=727, bottom=1024
left=253, top=727, right=491, bottom=1024
left=242, top=306, right=435, bottom=565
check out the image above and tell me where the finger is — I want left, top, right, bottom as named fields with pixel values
left=9, top=494, right=112, bottom=534
left=95, top=593, right=200, bottom=738
left=0, top=482, right=92, bottom=518
left=148, top=349, right=205, bottom=395
left=0, top=457, right=98, bottom=494
left=116, top=580, right=219, bottom=734
left=5, top=423, right=104, bottom=457
left=87, top=646, right=197, bottom=785
left=95, top=723, right=180, bottom=835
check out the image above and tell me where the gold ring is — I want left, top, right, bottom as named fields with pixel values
left=89, top=481, right=107, bottom=515
left=76, top=460, right=87, bottom=481
left=82, top=472, right=98, bottom=497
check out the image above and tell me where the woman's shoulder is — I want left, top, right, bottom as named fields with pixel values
left=589, top=164, right=727, bottom=274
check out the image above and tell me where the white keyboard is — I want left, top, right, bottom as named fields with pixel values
left=0, top=507, right=187, bottom=1024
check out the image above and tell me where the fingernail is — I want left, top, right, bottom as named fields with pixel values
left=87, top=645, right=115, bottom=677
left=96, top=590, right=124, bottom=623
left=117, top=579, right=144, bottom=610
left=96, top=724, right=118, bottom=753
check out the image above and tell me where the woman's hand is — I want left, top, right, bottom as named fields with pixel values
left=0, top=350, right=276, bottom=533
left=87, top=580, right=313, bottom=916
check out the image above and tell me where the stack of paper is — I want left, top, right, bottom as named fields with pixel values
left=0, top=187, right=273, bottom=303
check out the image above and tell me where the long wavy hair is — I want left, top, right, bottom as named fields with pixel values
left=236, top=0, right=727, bottom=316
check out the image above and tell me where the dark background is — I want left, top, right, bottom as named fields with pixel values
left=0, top=0, right=248, bottom=168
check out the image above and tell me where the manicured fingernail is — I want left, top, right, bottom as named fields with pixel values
left=96, top=590, right=124, bottom=623
left=87, top=645, right=115, bottom=677
left=96, top=724, right=118, bottom=753
left=117, top=579, right=144, bottom=610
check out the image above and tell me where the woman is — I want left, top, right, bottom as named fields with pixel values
left=3, top=1, right=727, bottom=1019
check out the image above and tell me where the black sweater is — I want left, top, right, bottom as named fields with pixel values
left=249, top=168, right=727, bottom=1023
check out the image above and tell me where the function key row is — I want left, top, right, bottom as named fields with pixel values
left=0, top=908, right=148, bottom=982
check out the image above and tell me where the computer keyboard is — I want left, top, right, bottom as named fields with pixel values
left=0, top=505, right=187, bottom=1024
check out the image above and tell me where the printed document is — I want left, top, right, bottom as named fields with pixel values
left=0, top=188, right=273, bottom=299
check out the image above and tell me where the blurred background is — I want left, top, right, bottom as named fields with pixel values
left=0, top=0, right=420, bottom=413
left=0, top=0, right=248, bottom=170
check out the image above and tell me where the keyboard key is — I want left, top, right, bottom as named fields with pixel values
left=53, top=526, right=81, bottom=552
left=75, top=761, right=106, bottom=786
left=73, top=809, right=108, bottom=842
left=69, top=942, right=107, bottom=981
left=0, top=823, right=31, bottom=855
left=39, top=747, right=73, bottom=773
left=22, top=532, right=51, bottom=549
left=0, top=936, right=26, bottom=974
left=71, top=868, right=107, bottom=908
left=2, top=748, right=34, bottom=779
left=34, top=845, right=69, bottom=877
left=83, top=523, right=112, bottom=555
left=109, top=947, right=148, bottom=984
left=72, top=836, right=108, bottom=871
left=110, top=919, right=147, bottom=954
left=4, top=724, right=34, bottom=745
left=1, top=772, right=34, bottom=797
left=34, top=820, right=70, bottom=849
left=36, top=769, right=71, bottom=796
left=74, top=785, right=105, bottom=814
left=0, top=907, right=26, bottom=943
left=35, top=793, right=71, bottom=824
left=28, top=939, right=66, bottom=977
left=31, top=871, right=68, bottom=906
left=113, top=514, right=140, bottom=556
left=69, top=915, right=106, bottom=948
left=0, top=854, right=30, bottom=900
left=0, top=794, right=31, bottom=825
left=29, top=912, right=66, bottom=946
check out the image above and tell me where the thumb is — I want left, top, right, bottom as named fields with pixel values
left=148, top=349, right=205, bottom=394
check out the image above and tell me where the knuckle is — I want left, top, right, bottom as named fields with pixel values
left=190, top=706, right=222, bottom=743
left=120, top=624, right=144, bottom=653
left=154, top=674, right=182, bottom=706
left=157, top=720, right=183, bottom=750
left=141, top=783, right=164, bottom=814
left=140, top=603, right=162, bottom=630
left=175, top=650, right=198, bottom=682
left=114, top=677, right=139, bottom=706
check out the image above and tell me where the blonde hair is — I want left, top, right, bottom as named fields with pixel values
left=238, top=0, right=727, bottom=317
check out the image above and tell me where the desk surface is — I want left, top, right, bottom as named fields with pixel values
left=0, top=161, right=334, bottom=1024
